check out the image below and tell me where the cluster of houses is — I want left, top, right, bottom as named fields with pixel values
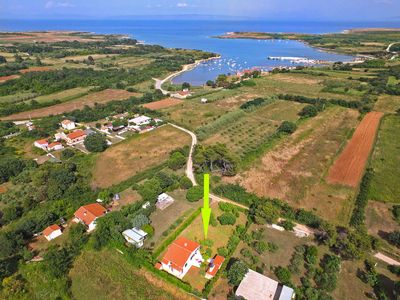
left=42, top=202, right=107, bottom=241
left=99, top=114, right=163, bottom=135
left=33, top=119, right=89, bottom=152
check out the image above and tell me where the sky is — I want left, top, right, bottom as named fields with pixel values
left=0, top=0, right=399, bottom=21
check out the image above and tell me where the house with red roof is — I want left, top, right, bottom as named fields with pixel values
left=159, top=237, right=204, bottom=279
left=65, top=129, right=86, bottom=145
left=47, top=141, right=64, bottom=151
left=33, top=138, right=49, bottom=150
left=74, top=203, right=107, bottom=232
left=43, top=224, right=63, bottom=241
left=205, top=255, right=225, bottom=279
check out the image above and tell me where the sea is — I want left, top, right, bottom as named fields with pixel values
left=1, top=19, right=400, bottom=85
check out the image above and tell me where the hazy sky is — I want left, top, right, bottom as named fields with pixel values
left=1, top=0, right=399, bottom=20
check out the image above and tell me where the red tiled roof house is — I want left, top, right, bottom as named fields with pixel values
left=43, top=224, right=62, bottom=241
left=205, top=255, right=225, bottom=279
left=65, top=129, right=86, bottom=145
left=160, top=237, right=204, bottom=279
left=47, top=141, right=64, bottom=151
left=34, top=138, right=49, bottom=150
left=74, top=203, right=107, bottom=232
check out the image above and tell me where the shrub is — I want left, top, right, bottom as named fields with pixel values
left=60, top=148, right=75, bottom=160
left=392, top=205, right=400, bottom=224
left=141, top=224, right=154, bottom=237
left=277, top=121, right=297, bottom=134
left=210, top=212, right=218, bottom=227
left=274, top=266, right=292, bottom=286
left=186, top=186, right=203, bottom=202
left=179, top=176, right=193, bottom=189
left=388, top=230, right=400, bottom=247
left=299, top=105, right=318, bottom=118
left=217, top=212, right=236, bottom=225
left=217, top=247, right=228, bottom=257
left=253, top=241, right=268, bottom=254
left=305, top=246, right=318, bottom=265
left=279, top=220, right=295, bottom=231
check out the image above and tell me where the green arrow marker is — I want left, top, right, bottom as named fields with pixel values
left=201, top=173, right=211, bottom=239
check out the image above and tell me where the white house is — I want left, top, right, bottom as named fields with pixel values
left=43, top=224, right=63, bottom=241
left=201, top=98, right=208, bottom=104
left=156, top=193, right=174, bottom=210
left=159, top=237, right=203, bottom=279
left=128, top=115, right=151, bottom=126
left=236, top=269, right=295, bottom=300
left=47, top=141, right=64, bottom=151
left=74, top=203, right=107, bottom=232
left=122, top=228, right=148, bottom=248
left=34, top=139, right=49, bottom=150
left=171, top=90, right=192, bottom=99
left=61, top=119, right=76, bottom=130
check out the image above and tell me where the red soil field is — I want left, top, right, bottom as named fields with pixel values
left=327, top=111, right=384, bottom=187
left=20, top=67, right=51, bottom=74
left=143, top=98, right=183, bottom=110
left=0, top=75, right=20, bottom=82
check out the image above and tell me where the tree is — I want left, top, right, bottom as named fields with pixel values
left=43, top=246, right=72, bottom=278
left=274, top=266, right=292, bottom=286
left=84, top=133, right=108, bottom=152
left=179, top=176, right=193, bottom=189
left=0, top=233, right=15, bottom=259
left=137, top=178, right=162, bottom=202
left=186, top=186, right=203, bottom=202
left=227, top=260, right=248, bottom=286
left=251, top=201, right=279, bottom=224
left=218, top=212, right=236, bottom=225
left=132, top=214, right=150, bottom=229
left=0, top=55, right=7, bottom=64
left=60, top=148, right=75, bottom=160
left=216, top=74, right=229, bottom=88
left=182, top=82, right=191, bottom=90
left=279, top=220, right=295, bottom=231
left=388, top=230, right=400, bottom=247
left=14, top=54, right=23, bottom=63
left=253, top=240, right=268, bottom=254
left=278, top=121, right=297, bottom=134
left=299, top=105, right=318, bottom=118
left=167, top=151, right=186, bottom=170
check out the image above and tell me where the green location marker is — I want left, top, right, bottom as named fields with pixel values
left=201, top=173, right=211, bottom=239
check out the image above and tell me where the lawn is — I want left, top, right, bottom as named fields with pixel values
left=147, top=189, right=201, bottom=249
left=374, top=95, right=400, bottom=114
left=69, top=249, right=191, bottom=300
left=369, top=115, right=400, bottom=203
left=33, top=86, right=92, bottom=103
left=226, top=106, right=360, bottom=224
left=92, top=125, right=191, bottom=188
left=204, top=100, right=305, bottom=158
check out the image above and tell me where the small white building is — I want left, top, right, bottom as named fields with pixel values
left=128, top=115, right=151, bottom=126
left=236, top=269, right=295, bottom=300
left=61, top=120, right=76, bottom=130
left=156, top=193, right=175, bottom=210
left=43, top=224, right=63, bottom=241
left=47, top=141, right=64, bottom=151
left=34, top=139, right=48, bottom=150
left=201, top=98, right=208, bottom=104
left=122, top=228, right=148, bottom=248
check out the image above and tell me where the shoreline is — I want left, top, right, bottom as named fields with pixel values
left=154, top=55, right=221, bottom=92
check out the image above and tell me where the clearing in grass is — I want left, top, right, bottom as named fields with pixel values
left=92, top=125, right=191, bottom=188
left=368, top=115, right=400, bottom=203
left=143, top=98, right=183, bottom=110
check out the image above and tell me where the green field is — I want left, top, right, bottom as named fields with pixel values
left=369, top=115, right=400, bottom=203
left=69, top=249, right=184, bottom=300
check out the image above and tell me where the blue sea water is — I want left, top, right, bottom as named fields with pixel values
left=1, top=19, right=400, bottom=85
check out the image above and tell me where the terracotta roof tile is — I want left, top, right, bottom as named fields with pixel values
left=43, top=224, right=61, bottom=237
left=74, top=203, right=106, bottom=226
left=161, top=237, right=200, bottom=271
left=67, top=130, right=86, bottom=140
